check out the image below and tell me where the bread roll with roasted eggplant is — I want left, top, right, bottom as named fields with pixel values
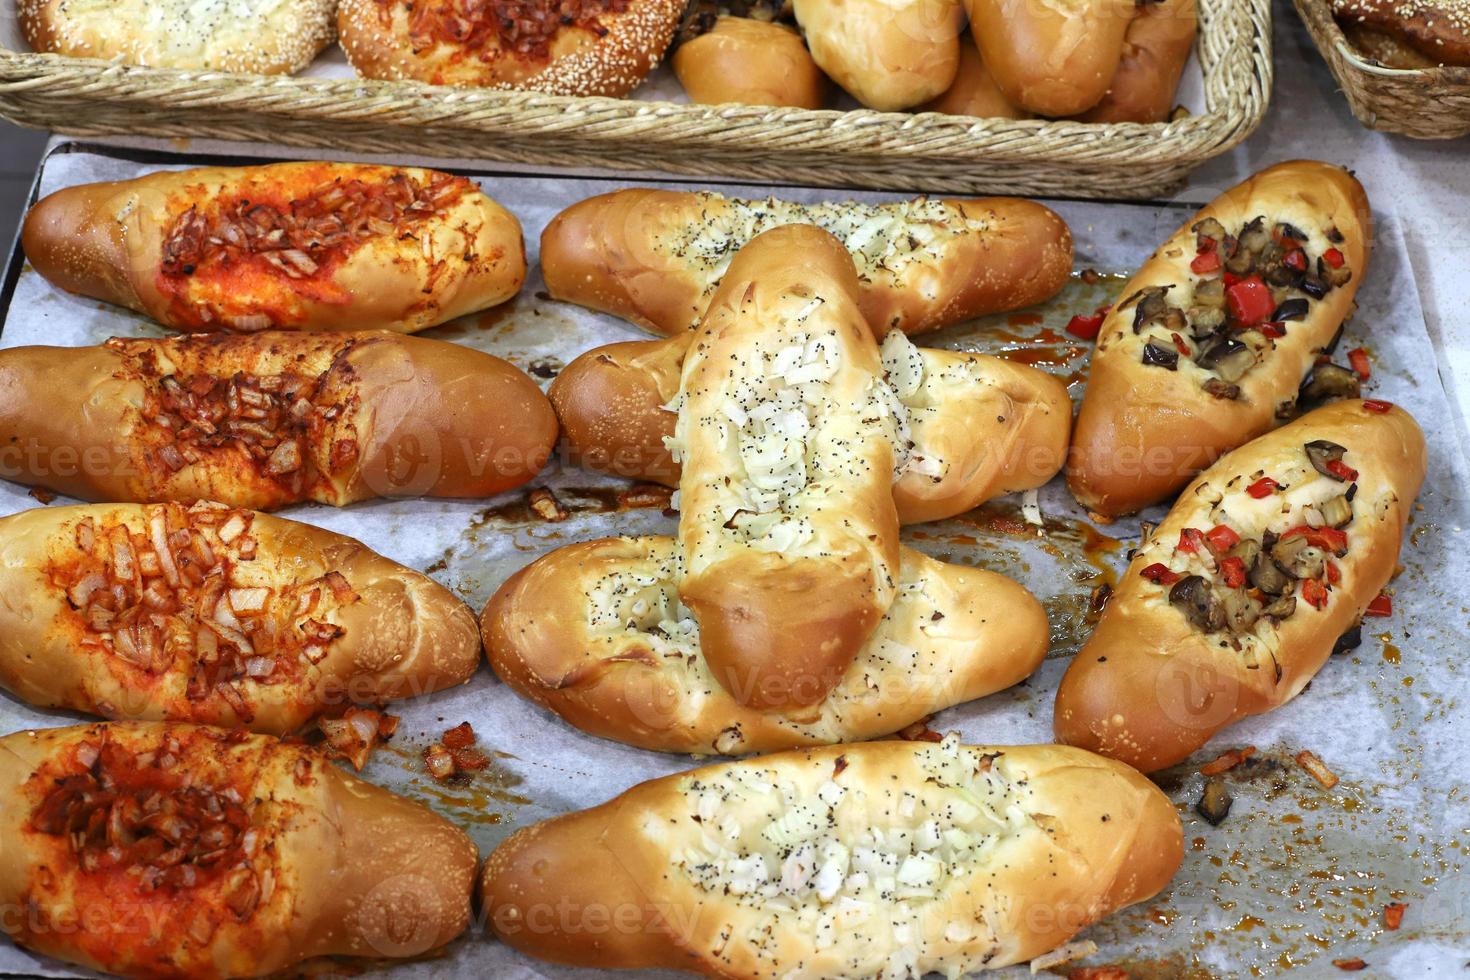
left=540, top=190, right=1073, bottom=337
left=1076, top=0, right=1197, bottom=124
left=968, top=0, right=1136, bottom=116
left=483, top=537, right=1046, bottom=754
left=0, top=502, right=480, bottom=735
left=921, top=39, right=1030, bottom=118
left=792, top=0, right=964, bottom=110
left=1056, top=400, right=1425, bottom=773
left=0, top=722, right=477, bottom=978
left=21, top=162, right=524, bottom=333
left=0, top=332, right=557, bottom=509
left=674, top=225, right=901, bottom=711
left=550, top=330, right=1071, bottom=524
left=1068, top=160, right=1371, bottom=518
left=482, top=737, right=1183, bottom=975
left=673, top=16, right=828, bottom=107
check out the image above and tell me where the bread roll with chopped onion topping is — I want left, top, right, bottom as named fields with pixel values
left=483, top=537, right=1046, bottom=753
left=482, top=737, right=1182, bottom=974
left=791, top=0, right=964, bottom=110
left=674, top=15, right=828, bottom=107
left=673, top=225, right=901, bottom=711
left=1068, top=160, right=1371, bottom=518
left=549, top=330, right=1071, bottom=523
left=1057, top=400, right=1425, bottom=773
left=0, top=331, right=557, bottom=509
left=967, top=0, right=1136, bottom=117
left=21, top=162, right=524, bottom=334
left=540, top=189, right=1073, bottom=337
left=1076, top=0, right=1197, bottom=124
left=0, top=502, right=481, bottom=735
left=0, top=722, right=477, bottom=978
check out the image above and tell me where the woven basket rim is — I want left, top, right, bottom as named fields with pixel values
left=1298, top=0, right=1470, bottom=80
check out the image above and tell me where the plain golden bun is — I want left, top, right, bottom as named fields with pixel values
left=674, top=16, right=828, bottom=107
left=968, top=0, right=1136, bottom=116
left=793, top=0, right=965, bottom=110
left=922, top=38, right=1031, bottom=117
left=1077, top=0, right=1197, bottom=123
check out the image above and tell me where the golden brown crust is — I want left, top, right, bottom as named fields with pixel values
left=0, top=722, right=477, bottom=979
left=1332, top=0, right=1470, bottom=67
left=0, top=332, right=557, bottom=509
left=481, top=740, right=1182, bottom=974
left=1340, top=22, right=1443, bottom=67
left=791, top=0, right=964, bottom=110
left=921, top=39, right=1032, bottom=117
left=482, top=536, right=1046, bottom=753
left=1076, top=0, right=1197, bottom=124
left=338, top=0, right=684, bottom=95
left=968, top=0, right=1136, bottom=116
left=540, top=189, right=1073, bottom=337
left=549, top=333, right=1072, bottom=523
left=1067, top=160, right=1372, bottom=517
left=0, top=503, right=480, bottom=735
left=1055, top=400, right=1426, bottom=772
left=21, top=162, right=524, bottom=334
left=674, top=16, right=829, bottom=107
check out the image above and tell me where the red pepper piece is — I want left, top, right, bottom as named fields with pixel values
left=1204, top=524, right=1240, bottom=554
left=1323, top=247, right=1345, bottom=268
left=1302, top=578, right=1329, bottom=610
left=1282, top=524, right=1349, bottom=555
left=1326, top=458, right=1359, bottom=482
left=1383, top=903, right=1407, bottom=930
left=1347, top=347, right=1371, bottom=381
left=1284, top=248, right=1307, bottom=272
left=1246, top=477, right=1280, bottom=498
left=1260, top=322, right=1286, bottom=339
left=1220, top=556, right=1247, bottom=589
left=1226, top=275, right=1275, bottom=325
left=1366, top=593, right=1393, bottom=617
left=1191, top=249, right=1221, bottom=275
left=1066, top=313, right=1105, bottom=340
left=1327, top=560, right=1341, bottom=585
left=1140, top=563, right=1181, bottom=585
left=1177, top=527, right=1205, bottom=553
left=1363, top=399, right=1393, bottom=413
left=1172, top=332, right=1191, bottom=356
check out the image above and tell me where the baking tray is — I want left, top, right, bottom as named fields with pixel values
left=0, top=141, right=1466, bottom=978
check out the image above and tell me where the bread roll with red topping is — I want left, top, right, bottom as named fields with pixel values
left=0, top=502, right=481, bottom=735
left=0, top=722, right=477, bottom=978
left=673, top=15, right=828, bottom=107
left=0, top=332, right=557, bottom=509
left=1056, top=400, right=1425, bottom=772
left=21, top=162, right=524, bottom=334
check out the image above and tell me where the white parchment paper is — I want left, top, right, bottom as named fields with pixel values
left=0, top=143, right=1465, bottom=978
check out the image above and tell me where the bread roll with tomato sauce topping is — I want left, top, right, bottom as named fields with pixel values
left=0, top=722, right=477, bottom=978
left=921, top=39, right=1031, bottom=118
left=0, top=502, right=480, bottom=735
left=549, top=331, right=1071, bottom=523
left=541, top=189, right=1073, bottom=337
left=481, top=738, right=1182, bottom=975
left=21, top=162, right=524, bottom=334
left=791, top=0, right=964, bottom=110
left=674, top=16, right=828, bottom=107
left=338, top=0, right=684, bottom=95
left=482, top=537, right=1047, bottom=754
left=967, top=0, right=1135, bottom=117
left=1067, top=160, right=1371, bottom=518
left=673, top=226, right=901, bottom=711
left=1056, top=400, right=1425, bottom=773
left=0, top=331, right=557, bottom=509
left=1076, top=0, right=1197, bottom=124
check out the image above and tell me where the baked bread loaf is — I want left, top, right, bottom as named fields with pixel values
left=1332, top=0, right=1470, bottom=67
left=673, top=225, right=901, bottom=711
left=1077, top=0, right=1197, bottom=124
left=0, top=332, right=558, bottom=509
left=338, top=0, right=684, bottom=95
left=0, top=721, right=477, bottom=977
left=791, top=0, right=964, bottom=110
left=541, top=190, right=1073, bottom=336
left=1056, top=400, right=1426, bottom=772
left=0, top=502, right=480, bottom=735
left=482, top=737, right=1183, bottom=975
left=483, top=537, right=1047, bottom=753
left=1068, top=160, right=1371, bottom=518
left=19, top=0, right=335, bottom=74
left=968, top=0, right=1136, bottom=116
left=549, top=330, right=1072, bottom=524
left=674, top=16, right=828, bottom=107
left=922, top=39, right=1030, bottom=118
left=22, top=162, right=524, bottom=334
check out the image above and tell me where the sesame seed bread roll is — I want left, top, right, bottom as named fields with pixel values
left=1056, top=400, right=1425, bottom=773
left=481, top=738, right=1183, bottom=975
left=540, top=189, right=1073, bottom=337
left=0, top=722, right=477, bottom=978
left=482, top=537, right=1047, bottom=754
left=967, top=0, right=1136, bottom=117
left=19, top=0, right=335, bottom=74
left=0, top=502, right=481, bottom=735
left=338, top=0, right=684, bottom=96
left=791, top=0, right=964, bottom=110
left=673, top=225, right=901, bottom=711
left=1331, top=0, right=1470, bottom=67
left=1067, top=161, right=1371, bottom=518
left=21, top=162, right=524, bottom=334
left=549, top=331, right=1072, bottom=524
left=0, top=332, right=557, bottom=510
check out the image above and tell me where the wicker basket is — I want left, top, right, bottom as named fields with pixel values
left=1294, top=0, right=1470, bottom=139
left=0, top=0, right=1271, bottom=199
